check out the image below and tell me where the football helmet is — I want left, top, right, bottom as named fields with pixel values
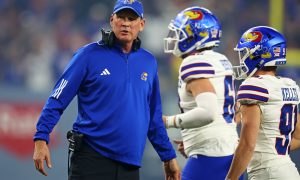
left=164, top=6, right=222, bottom=57
left=233, top=26, right=286, bottom=79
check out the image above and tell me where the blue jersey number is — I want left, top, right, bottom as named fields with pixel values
left=275, top=104, right=298, bottom=155
left=223, top=76, right=235, bottom=123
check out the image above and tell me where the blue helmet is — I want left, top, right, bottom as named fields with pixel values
left=164, top=6, right=222, bottom=57
left=233, top=26, right=287, bottom=79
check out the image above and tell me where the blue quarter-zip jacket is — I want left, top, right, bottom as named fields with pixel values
left=33, top=42, right=176, bottom=166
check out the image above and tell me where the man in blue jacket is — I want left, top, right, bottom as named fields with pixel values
left=33, top=0, right=181, bottom=179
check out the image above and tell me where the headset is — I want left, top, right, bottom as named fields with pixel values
left=100, top=28, right=141, bottom=51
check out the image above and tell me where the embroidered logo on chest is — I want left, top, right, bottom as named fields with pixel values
left=141, top=72, right=148, bottom=81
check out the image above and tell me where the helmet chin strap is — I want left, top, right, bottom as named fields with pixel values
left=247, top=67, right=258, bottom=78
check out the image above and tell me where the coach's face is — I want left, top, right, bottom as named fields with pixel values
left=110, top=9, right=145, bottom=44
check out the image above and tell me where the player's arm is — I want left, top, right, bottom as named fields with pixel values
left=290, top=113, right=300, bottom=151
left=226, top=104, right=261, bottom=180
left=163, top=78, right=218, bottom=129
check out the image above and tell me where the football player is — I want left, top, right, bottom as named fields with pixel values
left=163, top=6, right=242, bottom=180
left=226, top=26, right=300, bottom=180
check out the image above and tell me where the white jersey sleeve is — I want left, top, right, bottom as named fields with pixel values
left=237, top=77, right=270, bottom=105
left=179, top=55, right=215, bottom=82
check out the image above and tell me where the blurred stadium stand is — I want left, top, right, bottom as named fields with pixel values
left=0, top=0, right=299, bottom=179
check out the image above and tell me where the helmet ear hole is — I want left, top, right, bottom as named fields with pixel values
left=251, top=56, right=260, bottom=61
left=178, top=36, right=199, bottom=52
left=186, top=36, right=196, bottom=44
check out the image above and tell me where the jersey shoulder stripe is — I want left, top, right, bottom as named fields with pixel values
left=237, top=78, right=269, bottom=103
left=181, top=70, right=215, bottom=81
left=180, top=55, right=215, bottom=82
left=237, top=93, right=268, bottom=102
left=239, top=85, right=269, bottom=94
left=181, top=62, right=212, bottom=72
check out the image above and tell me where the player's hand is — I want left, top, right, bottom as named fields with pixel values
left=33, top=140, right=52, bottom=176
left=173, top=140, right=187, bottom=158
left=163, top=158, right=181, bottom=180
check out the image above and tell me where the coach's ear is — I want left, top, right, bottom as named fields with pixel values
left=139, top=18, right=145, bottom=32
left=110, top=14, right=115, bottom=29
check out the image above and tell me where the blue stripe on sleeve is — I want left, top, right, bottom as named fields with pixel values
left=237, top=93, right=268, bottom=102
left=239, top=85, right=269, bottom=94
left=181, top=63, right=212, bottom=72
left=181, top=70, right=215, bottom=81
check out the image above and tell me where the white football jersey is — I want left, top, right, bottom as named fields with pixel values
left=178, top=50, right=239, bottom=157
left=237, top=75, right=300, bottom=172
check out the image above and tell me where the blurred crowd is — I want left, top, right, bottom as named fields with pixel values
left=0, top=0, right=300, bottom=93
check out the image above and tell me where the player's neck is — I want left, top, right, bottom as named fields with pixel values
left=254, top=70, right=276, bottom=77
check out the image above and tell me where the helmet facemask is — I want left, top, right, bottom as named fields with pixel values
left=164, top=18, right=189, bottom=57
left=233, top=45, right=261, bottom=80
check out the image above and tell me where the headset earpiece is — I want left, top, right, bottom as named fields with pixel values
left=101, top=28, right=115, bottom=48
left=132, top=37, right=141, bottom=51
left=108, top=31, right=115, bottom=47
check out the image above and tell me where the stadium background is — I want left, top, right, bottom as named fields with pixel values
left=0, top=0, right=299, bottom=179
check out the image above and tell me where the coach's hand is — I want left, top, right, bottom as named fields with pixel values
left=163, top=158, right=181, bottom=180
left=33, top=140, right=52, bottom=176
